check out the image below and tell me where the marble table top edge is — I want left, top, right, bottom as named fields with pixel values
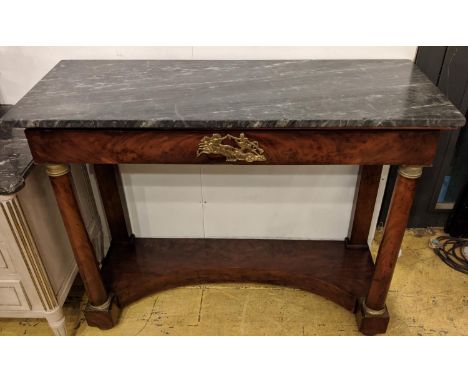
left=1, top=118, right=465, bottom=130
left=0, top=59, right=465, bottom=130
left=0, top=161, right=34, bottom=196
left=0, top=127, right=34, bottom=195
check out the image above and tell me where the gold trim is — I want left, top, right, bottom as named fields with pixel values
left=87, top=293, right=113, bottom=311
left=0, top=196, right=58, bottom=311
left=197, top=133, right=267, bottom=163
left=398, top=165, right=423, bottom=179
left=46, top=164, right=70, bottom=178
left=14, top=198, right=57, bottom=307
left=362, top=300, right=387, bottom=316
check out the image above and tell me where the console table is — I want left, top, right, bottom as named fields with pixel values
left=1, top=60, right=464, bottom=335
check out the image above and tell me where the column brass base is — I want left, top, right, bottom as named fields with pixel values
left=83, top=293, right=120, bottom=330
left=355, top=297, right=390, bottom=335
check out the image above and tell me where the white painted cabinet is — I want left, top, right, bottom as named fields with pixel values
left=0, top=164, right=109, bottom=335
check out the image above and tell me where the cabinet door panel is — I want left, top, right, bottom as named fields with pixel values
left=0, top=280, right=31, bottom=311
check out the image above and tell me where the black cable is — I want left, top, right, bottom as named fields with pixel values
left=431, top=236, right=468, bottom=275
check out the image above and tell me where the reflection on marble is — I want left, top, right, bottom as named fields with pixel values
left=0, top=60, right=465, bottom=129
left=0, top=127, right=33, bottom=195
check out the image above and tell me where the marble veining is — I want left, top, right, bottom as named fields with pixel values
left=0, top=127, right=33, bottom=195
left=0, top=60, right=465, bottom=129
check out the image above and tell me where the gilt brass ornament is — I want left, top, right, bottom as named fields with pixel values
left=197, top=133, right=267, bottom=163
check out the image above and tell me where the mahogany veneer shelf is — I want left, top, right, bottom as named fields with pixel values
left=102, top=238, right=375, bottom=310
left=1, top=60, right=465, bottom=335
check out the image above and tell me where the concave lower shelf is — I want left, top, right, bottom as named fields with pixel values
left=101, top=238, right=375, bottom=311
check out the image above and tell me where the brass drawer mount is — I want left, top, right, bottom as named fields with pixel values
left=196, top=133, right=266, bottom=163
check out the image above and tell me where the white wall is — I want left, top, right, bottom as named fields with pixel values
left=0, top=46, right=417, bottom=240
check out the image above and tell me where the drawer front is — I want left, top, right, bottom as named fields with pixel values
left=27, top=129, right=439, bottom=166
left=0, top=280, right=31, bottom=311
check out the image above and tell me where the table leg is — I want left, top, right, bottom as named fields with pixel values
left=93, top=164, right=133, bottom=244
left=356, top=165, right=423, bottom=335
left=346, top=165, right=383, bottom=248
left=46, top=164, right=120, bottom=329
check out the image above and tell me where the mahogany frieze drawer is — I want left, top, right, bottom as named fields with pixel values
left=25, top=128, right=438, bottom=166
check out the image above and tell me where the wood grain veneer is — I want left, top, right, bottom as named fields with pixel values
left=101, top=238, right=375, bottom=312
left=25, top=129, right=439, bottom=165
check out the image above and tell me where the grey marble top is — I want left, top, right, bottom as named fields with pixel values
left=0, top=127, right=33, bottom=195
left=0, top=60, right=465, bottom=129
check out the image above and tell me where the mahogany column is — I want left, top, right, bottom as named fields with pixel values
left=356, top=165, right=422, bottom=335
left=93, top=164, right=133, bottom=245
left=46, top=164, right=120, bottom=329
left=346, top=165, right=383, bottom=248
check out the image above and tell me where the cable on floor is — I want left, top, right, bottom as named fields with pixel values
left=429, top=236, right=468, bottom=275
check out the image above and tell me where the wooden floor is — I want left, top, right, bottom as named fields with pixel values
left=0, top=228, right=466, bottom=335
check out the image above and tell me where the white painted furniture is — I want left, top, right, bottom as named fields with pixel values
left=0, top=164, right=109, bottom=335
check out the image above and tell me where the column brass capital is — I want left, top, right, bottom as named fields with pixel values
left=46, top=164, right=70, bottom=178
left=398, top=165, right=423, bottom=180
